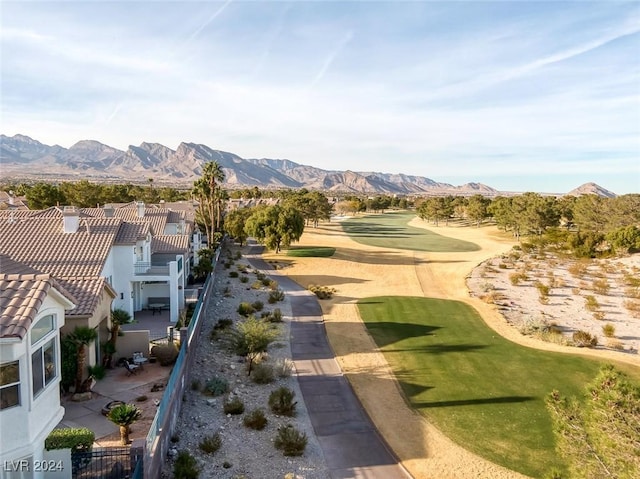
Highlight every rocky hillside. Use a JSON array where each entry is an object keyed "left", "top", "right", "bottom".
[
  {"left": 0, "top": 134, "right": 616, "bottom": 197},
  {"left": 566, "top": 182, "right": 617, "bottom": 198}
]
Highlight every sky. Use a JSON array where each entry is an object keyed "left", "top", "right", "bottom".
[{"left": 1, "top": 1, "right": 639, "bottom": 194}]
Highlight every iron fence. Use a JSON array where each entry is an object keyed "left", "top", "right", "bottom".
[{"left": 71, "top": 446, "right": 141, "bottom": 479}]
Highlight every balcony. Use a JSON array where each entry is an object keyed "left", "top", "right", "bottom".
[{"left": 134, "top": 262, "right": 170, "bottom": 275}]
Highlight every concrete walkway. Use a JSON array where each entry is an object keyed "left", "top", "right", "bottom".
[{"left": 247, "top": 246, "right": 410, "bottom": 479}]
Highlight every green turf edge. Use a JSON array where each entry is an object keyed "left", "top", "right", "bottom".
[
  {"left": 358, "top": 295, "right": 639, "bottom": 478},
  {"left": 286, "top": 246, "right": 336, "bottom": 257}
]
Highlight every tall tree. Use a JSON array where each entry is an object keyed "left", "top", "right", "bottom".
[
  {"left": 193, "top": 161, "right": 226, "bottom": 247},
  {"left": 466, "top": 195, "right": 491, "bottom": 227},
  {"left": 103, "top": 309, "right": 132, "bottom": 368},
  {"left": 546, "top": 365, "right": 640, "bottom": 479},
  {"left": 24, "top": 182, "right": 65, "bottom": 209},
  {"left": 224, "top": 207, "right": 254, "bottom": 245},
  {"left": 245, "top": 205, "right": 304, "bottom": 253}
]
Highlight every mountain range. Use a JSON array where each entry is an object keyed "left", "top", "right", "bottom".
[{"left": 0, "top": 134, "right": 616, "bottom": 197}]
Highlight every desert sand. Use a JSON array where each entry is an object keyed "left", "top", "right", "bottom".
[{"left": 262, "top": 214, "right": 640, "bottom": 479}]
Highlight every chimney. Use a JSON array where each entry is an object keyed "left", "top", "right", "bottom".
[
  {"left": 62, "top": 206, "right": 80, "bottom": 233},
  {"left": 136, "top": 201, "right": 145, "bottom": 218},
  {"left": 159, "top": 200, "right": 165, "bottom": 206},
  {"left": 103, "top": 204, "right": 115, "bottom": 218},
  {"left": 8, "top": 191, "right": 14, "bottom": 206}
]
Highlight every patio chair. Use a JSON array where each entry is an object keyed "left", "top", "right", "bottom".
[{"left": 123, "top": 360, "right": 139, "bottom": 376}]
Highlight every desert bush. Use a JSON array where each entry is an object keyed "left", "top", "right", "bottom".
[
  {"left": 199, "top": 433, "right": 221, "bottom": 454},
  {"left": 606, "top": 339, "right": 624, "bottom": 350},
  {"left": 238, "top": 302, "right": 255, "bottom": 316},
  {"left": 215, "top": 318, "right": 233, "bottom": 330},
  {"left": 240, "top": 275, "right": 249, "bottom": 283},
  {"left": 223, "top": 286, "right": 232, "bottom": 297},
  {"left": 268, "top": 289, "right": 285, "bottom": 304},
  {"left": 519, "top": 317, "right": 550, "bottom": 336},
  {"left": 592, "top": 278, "right": 610, "bottom": 295},
  {"left": 236, "top": 263, "right": 247, "bottom": 273},
  {"left": 308, "top": 285, "right": 336, "bottom": 299},
  {"left": 274, "top": 425, "right": 308, "bottom": 456},
  {"left": 227, "top": 316, "right": 279, "bottom": 374},
  {"left": 223, "top": 396, "right": 245, "bottom": 415},
  {"left": 509, "top": 272, "right": 527, "bottom": 285},
  {"left": 235, "top": 251, "right": 242, "bottom": 259},
  {"left": 602, "top": 323, "right": 616, "bottom": 338},
  {"left": 623, "top": 300, "right": 640, "bottom": 318},
  {"left": 251, "top": 362, "right": 275, "bottom": 384},
  {"left": 592, "top": 311, "right": 606, "bottom": 321},
  {"left": 150, "top": 343, "right": 179, "bottom": 366},
  {"left": 267, "top": 308, "right": 283, "bottom": 323},
  {"left": 535, "top": 281, "right": 550, "bottom": 300},
  {"left": 568, "top": 260, "right": 590, "bottom": 278},
  {"left": 274, "top": 358, "right": 294, "bottom": 378},
  {"left": 243, "top": 408, "right": 268, "bottom": 430},
  {"left": 584, "top": 295, "right": 599, "bottom": 312},
  {"left": 261, "top": 277, "right": 273, "bottom": 287},
  {"left": 498, "top": 263, "right": 508, "bottom": 269},
  {"left": 224, "top": 262, "right": 231, "bottom": 269},
  {"left": 251, "top": 281, "right": 263, "bottom": 290},
  {"left": 205, "top": 376, "right": 229, "bottom": 396},
  {"left": 480, "top": 282, "right": 494, "bottom": 292},
  {"left": 229, "top": 271, "right": 239, "bottom": 278},
  {"left": 251, "top": 300, "right": 264, "bottom": 312},
  {"left": 536, "top": 330, "right": 569, "bottom": 346},
  {"left": 256, "top": 272, "right": 266, "bottom": 280},
  {"left": 269, "top": 387, "right": 297, "bottom": 416},
  {"left": 572, "top": 330, "right": 598, "bottom": 348},
  {"left": 174, "top": 451, "right": 200, "bottom": 479},
  {"left": 624, "top": 287, "right": 640, "bottom": 299},
  {"left": 481, "top": 291, "right": 505, "bottom": 304},
  {"left": 623, "top": 273, "right": 640, "bottom": 288},
  {"left": 571, "top": 288, "right": 581, "bottom": 295}
]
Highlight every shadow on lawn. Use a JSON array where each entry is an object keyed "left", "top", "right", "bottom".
[{"left": 413, "top": 396, "right": 535, "bottom": 408}]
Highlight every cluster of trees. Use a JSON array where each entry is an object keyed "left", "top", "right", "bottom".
[
  {"left": 192, "top": 162, "right": 227, "bottom": 248},
  {"left": 415, "top": 193, "right": 640, "bottom": 257},
  {"left": 2, "top": 180, "right": 189, "bottom": 209},
  {"left": 546, "top": 365, "right": 639, "bottom": 479}
]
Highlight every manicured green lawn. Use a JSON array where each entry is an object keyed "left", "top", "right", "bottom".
[
  {"left": 358, "top": 296, "right": 639, "bottom": 478},
  {"left": 286, "top": 246, "right": 336, "bottom": 257},
  {"left": 341, "top": 212, "right": 480, "bottom": 252}
]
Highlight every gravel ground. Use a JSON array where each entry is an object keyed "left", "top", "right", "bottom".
[{"left": 162, "top": 243, "right": 330, "bottom": 479}]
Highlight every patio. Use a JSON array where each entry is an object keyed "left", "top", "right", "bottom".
[{"left": 122, "top": 308, "right": 176, "bottom": 342}]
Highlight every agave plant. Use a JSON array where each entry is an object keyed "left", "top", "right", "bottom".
[{"left": 107, "top": 403, "right": 142, "bottom": 445}]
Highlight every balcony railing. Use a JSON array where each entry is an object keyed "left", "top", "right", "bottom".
[{"left": 134, "top": 262, "right": 170, "bottom": 275}]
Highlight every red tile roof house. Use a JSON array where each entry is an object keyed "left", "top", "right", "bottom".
[{"left": 0, "top": 268, "right": 76, "bottom": 472}]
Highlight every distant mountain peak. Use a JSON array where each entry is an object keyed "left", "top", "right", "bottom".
[{"left": 566, "top": 182, "right": 617, "bottom": 198}]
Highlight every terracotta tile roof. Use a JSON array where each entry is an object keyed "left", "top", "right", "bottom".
[
  {"left": 152, "top": 235, "right": 190, "bottom": 253},
  {"left": 0, "top": 191, "right": 29, "bottom": 210},
  {"left": 59, "top": 277, "right": 115, "bottom": 317},
  {"left": 0, "top": 273, "right": 75, "bottom": 340},
  {"left": 113, "top": 206, "right": 168, "bottom": 236},
  {"left": 0, "top": 210, "right": 35, "bottom": 220},
  {"left": 0, "top": 255, "right": 41, "bottom": 275},
  {"left": 0, "top": 217, "right": 122, "bottom": 278},
  {"left": 115, "top": 222, "right": 150, "bottom": 244}
]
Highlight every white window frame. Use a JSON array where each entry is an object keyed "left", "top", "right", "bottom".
[
  {"left": 0, "top": 360, "right": 21, "bottom": 410},
  {"left": 30, "top": 315, "right": 58, "bottom": 399}
]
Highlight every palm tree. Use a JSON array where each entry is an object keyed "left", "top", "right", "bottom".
[
  {"left": 68, "top": 326, "right": 97, "bottom": 392},
  {"left": 193, "top": 161, "right": 225, "bottom": 247},
  {"left": 107, "top": 403, "right": 142, "bottom": 445},
  {"left": 103, "top": 309, "right": 132, "bottom": 368}
]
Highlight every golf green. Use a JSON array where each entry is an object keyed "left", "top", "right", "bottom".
[
  {"left": 358, "top": 295, "right": 635, "bottom": 478},
  {"left": 341, "top": 212, "right": 480, "bottom": 252}
]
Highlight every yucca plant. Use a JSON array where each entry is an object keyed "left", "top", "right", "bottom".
[{"left": 107, "top": 403, "right": 142, "bottom": 445}]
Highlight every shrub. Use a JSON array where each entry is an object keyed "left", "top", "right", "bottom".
[
  {"left": 519, "top": 317, "right": 550, "bottom": 336},
  {"left": 498, "top": 263, "right": 508, "bottom": 269},
  {"left": 243, "top": 408, "right": 268, "bottom": 430},
  {"left": 269, "top": 387, "right": 297, "bottom": 416},
  {"left": 240, "top": 275, "right": 249, "bottom": 283},
  {"left": 223, "top": 396, "right": 245, "bottom": 415},
  {"left": 480, "top": 282, "right": 494, "bottom": 292},
  {"left": 215, "top": 318, "right": 233, "bottom": 330},
  {"left": 623, "top": 300, "right": 640, "bottom": 318},
  {"left": 263, "top": 308, "right": 283, "bottom": 323},
  {"left": 274, "top": 358, "right": 294, "bottom": 378},
  {"left": 572, "top": 330, "right": 598, "bottom": 348},
  {"left": 509, "top": 272, "right": 527, "bottom": 285},
  {"left": 602, "top": 323, "right": 616, "bottom": 338},
  {"left": 238, "top": 302, "right": 255, "bottom": 316},
  {"left": 584, "top": 295, "right": 599, "bottom": 312},
  {"left": 262, "top": 277, "right": 274, "bottom": 287},
  {"left": 535, "top": 281, "right": 550, "bottom": 297},
  {"left": 268, "top": 289, "right": 285, "bottom": 304},
  {"left": 88, "top": 364, "right": 106, "bottom": 380},
  {"left": 308, "top": 285, "right": 336, "bottom": 300},
  {"left": 606, "top": 339, "right": 624, "bottom": 350},
  {"left": 256, "top": 272, "right": 266, "bottom": 280},
  {"left": 592, "top": 311, "right": 606, "bottom": 321},
  {"left": 205, "top": 376, "right": 229, "bottom": 396},
  {"left": 45, "top": 427, "right": 94, "bottom": 452},
  {"left": 235, "top": 251, "right": 242, "bottom": 259},
  {"left": 274, "top": 425, "right": 308, "bottom": 456},
  {"left": 251, "top": 300, "right": 264, "bottom": 312},
  {"left": 227, "top": 317, "right": 280, "bottom": 374},
  {"left": 150, "top": 343, "right": 179, "bottom": 366},
  {"left": 174, "top": 451, "right": 200, "bottom": 479},
  {"left": 229, "top": 271, "right": 239, "bottom": 278},
  {"left": 592, "top": 279, "right": 610, "bottom": 295},
  {"left": 199, "top": 433, "right": 221, "bottom": 454},
  {"left": 251, "top": 280, "right": 263, "bottom": 290},
  {"left": 251, "top": 362, "right": 275, "bottom": 384},
  {"left": 568, "top": 260, "right": 590, "bottom": 278}
]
